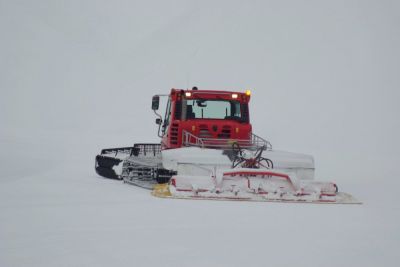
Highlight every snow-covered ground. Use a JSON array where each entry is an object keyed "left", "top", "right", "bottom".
[
  {"left": 1, "top": 1, "right": 400, "bottom": 266},
  {"left": 1, "top": 129, "right": 399, "bottom": 267}
]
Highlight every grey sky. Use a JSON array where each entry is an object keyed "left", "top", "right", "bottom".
[
  {"left": 1, "top": 2, "right": 400, "bottom": 266},
  {"left": 1, "top": 0, "right": 399, "bottom": 180}
]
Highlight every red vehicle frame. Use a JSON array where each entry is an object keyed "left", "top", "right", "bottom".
[{"left": 158, "top": 88, "right": 253, "bottom": 149}]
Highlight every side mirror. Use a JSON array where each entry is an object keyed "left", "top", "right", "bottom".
[
  {"left": 155, "top": 118, "right": 162, "bottom": 125},
  {"left": 152, "top": 95, "right": 160, "bottom": 110}
]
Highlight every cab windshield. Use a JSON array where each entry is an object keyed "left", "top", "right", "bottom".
[{"left": 185, "top": 99, "right": 243, "bottom": 121}]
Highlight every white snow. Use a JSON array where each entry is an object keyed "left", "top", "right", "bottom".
[
  {"left": 1, "top": 1, "right": 400, "bottom": 266},
  {"left": 1, "top": 125, "right": 399, "bottom": 267}
]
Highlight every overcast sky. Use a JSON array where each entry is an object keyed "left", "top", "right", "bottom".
[{"left": 1, "top": 0, "right": 399, "bottom": 181}]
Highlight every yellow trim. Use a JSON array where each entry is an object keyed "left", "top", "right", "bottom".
[{"left": 152, "top": 184, "right": 172, "bottom": 198}]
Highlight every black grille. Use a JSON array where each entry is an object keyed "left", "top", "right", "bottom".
[
  {"left": 170, "top": 123, "right": 179, "bottom": 144},
  {"left": 174, "top": 101, "right": 182, "bottom": 120},
  {"left": 199, "top": 124, "right": 213, "bottom": 138},
  {"left": 218, "top": 125, "right": 232, "bottom": 138}
]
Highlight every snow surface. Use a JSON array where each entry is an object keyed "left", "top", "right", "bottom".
[{"left": 1, "top": 1, "right": 400, "bottom": 266}]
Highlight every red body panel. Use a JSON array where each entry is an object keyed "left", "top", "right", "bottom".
[{"left": 161, "top": 89, "right": 252, "bottom": 149}]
